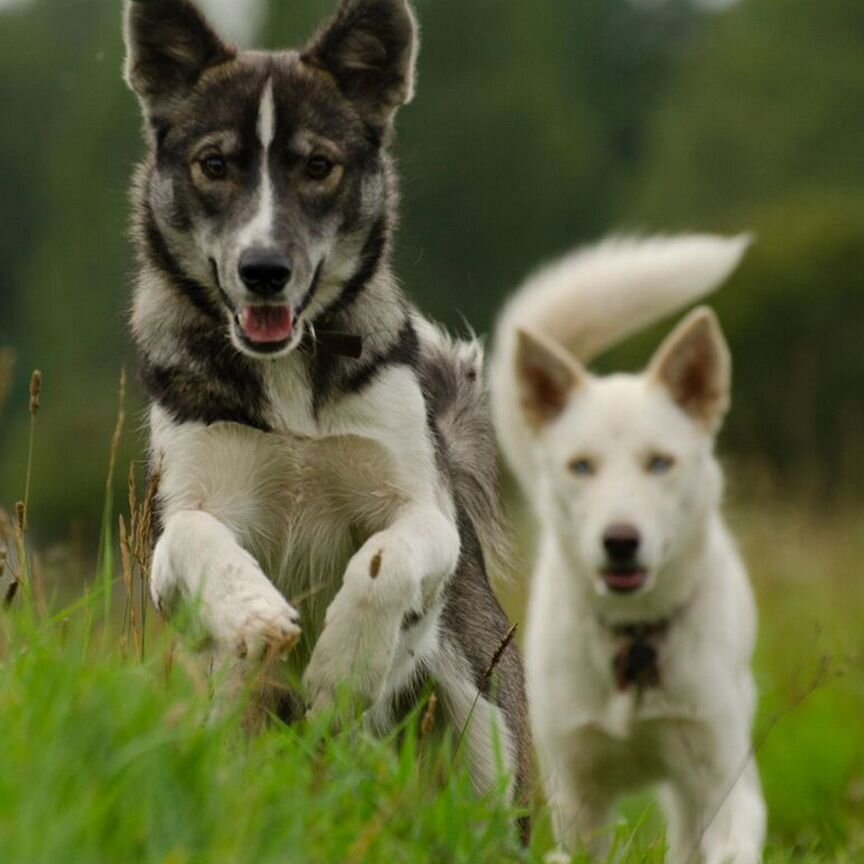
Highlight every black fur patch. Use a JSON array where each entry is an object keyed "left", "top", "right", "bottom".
[
  {"left": 140, "top": 324, "right": 270, "bottom": 431},
  {"left": 342, "top": 316, "right": 419, "bottom": 395},
  {"left": 144, "top": 208, "right": 221, "bottom": 321},
  {"left": 318, "top": 214, "right": 388, "bottom": 322}
]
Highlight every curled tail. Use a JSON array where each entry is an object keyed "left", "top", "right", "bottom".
[{"left": 489, "top": 234, "right": 751, "bottom": 495}]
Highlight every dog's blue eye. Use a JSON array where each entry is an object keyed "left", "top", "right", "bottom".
[
  {"left": 200, "top": 154, "right": 227, "bottom": 181},
  {"left": 646, "top": 454, "right": 676, "bottom": 475},
  {"left": 568, "top": 457, "right": 595, "bottom": 477},
  {"left": 306, "top": 156, "right": 334, "bottom": 181}
]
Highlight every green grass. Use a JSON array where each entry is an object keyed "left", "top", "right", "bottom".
[
  {"left": 1, "top": 376, "right": 862, "bottom": 861},
  {"left": 0, "top": 502, "right": 861, "bottom": 863},
  {"left": 0, "top": 608, "right": 527, "bottom": 864}
]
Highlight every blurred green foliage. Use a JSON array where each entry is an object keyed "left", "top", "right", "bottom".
[{"left": 0, "top": 0, "right": 862, "bottom": 536}]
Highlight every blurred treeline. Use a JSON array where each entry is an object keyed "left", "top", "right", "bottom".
[{"left": 0, "top": 0, "right": 862, "bottom": 541}]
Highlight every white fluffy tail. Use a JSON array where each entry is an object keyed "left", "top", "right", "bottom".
[{"left": 489, "top": 234, "right": 750, "bottom": 494}]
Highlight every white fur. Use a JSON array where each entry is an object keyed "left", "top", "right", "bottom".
[
  {"left": 490, "top": 234, "right": 751, "bottom": 496},
  {"left": 430, "top": 641, "right": 517, "bottom": 796},
  {"left": 490, "top": 235, "right": 765, "bottom": 862},
  {"left": 237, "top": 78, "right": 276, "bottom": 249},
  {"left": 150, "top": 343, "right": 462, "bottom": 722}
]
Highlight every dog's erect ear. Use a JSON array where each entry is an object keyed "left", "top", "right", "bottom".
[
  {"left": 303, "top": 0, "right": 418, "bottom": 129},
  {"left": 124, "top": 0, "right": 235, "bottom": 107},
  {"left": 648, "top": 307, "right": 731, "bottom": 433},
  {"left": 515, "top": 329, "right": 587, "bottom": 432}
]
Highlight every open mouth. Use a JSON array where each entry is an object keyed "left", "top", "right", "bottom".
[
  {"left": 601, "top": 568, "right": 649, "bottom": 594},
  {"left": 236, "top": 304, "right": 296, "bottom": 353}
]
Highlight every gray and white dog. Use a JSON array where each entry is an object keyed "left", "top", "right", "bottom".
[{"left": 123, "top": 0, "right": 530, "bottom": 809}]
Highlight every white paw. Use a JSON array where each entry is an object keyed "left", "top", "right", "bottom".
[
  {"left": 152, "top": 531, "right": 301, "bottom": 660},
  {"left": 208, "top": 564, "right": 302, "bottom": 660},
  {"left": 544, "top": 851, "right": 572, "bottom": 864},
  {"left": 303, "top": 535, "right": 417, "bottom": 714}
]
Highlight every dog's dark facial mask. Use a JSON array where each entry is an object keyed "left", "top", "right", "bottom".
[{"left": 125, "top": 0, "right": 417, "bottom": 358}]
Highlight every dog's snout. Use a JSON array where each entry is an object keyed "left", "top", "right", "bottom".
[
  {"left": 239, "top": 249, "right": 293, "bottom": 297},
  {"left": 603, "top": 523, "right": 641, "bottom": 563}
]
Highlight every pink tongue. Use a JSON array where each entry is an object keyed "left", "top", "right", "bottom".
[{"left": 239, "top": 305, "right": 294, "bottom": 344}]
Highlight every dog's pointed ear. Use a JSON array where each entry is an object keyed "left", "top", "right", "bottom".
[
  {"left": 303, "top": 0, "right": 418, "bottom": 129},
  {"left": 648, "top": 307, "right": 731, "bottom": 433},
  {"left": 124, "top": 0, "right": 235, "bottom": 108},
  {"left": 515, "top": 328, "right": 587, "bottom": 432}
]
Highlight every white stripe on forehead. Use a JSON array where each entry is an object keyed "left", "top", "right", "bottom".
[
  {"left": 238, "top": 77, "right": 276, "bottom": 251},
  {"left": 257, "top": 78, "right": 276, "bottom": 149}
]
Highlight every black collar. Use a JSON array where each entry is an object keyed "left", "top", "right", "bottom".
[
  {"left": 300, "top": 327, "right": 363, "bottom": 359},
  {"left": 599, "top": 610, "right": 683, "bottom": 693}
]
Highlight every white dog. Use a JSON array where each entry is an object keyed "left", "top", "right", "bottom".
[{"left": 490, "top": 236, "right": 766, "bottom": 862}]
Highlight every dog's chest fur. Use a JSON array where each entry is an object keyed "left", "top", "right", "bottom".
[{"left": 151, "top": 368, "right": 405, "bottom": 634}]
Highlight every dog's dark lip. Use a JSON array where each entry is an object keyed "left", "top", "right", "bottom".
[
  {"left": 209, "top": 258, "right": 238, "bottom": 314},
  {"left": 601, "top": 567, "right": 649, "bottom": 594}
]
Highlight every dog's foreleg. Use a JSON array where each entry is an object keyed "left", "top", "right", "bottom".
[
  {"left": 303, "top": 502, "right": 460, "bottom": 713},
  {"left": 698, "top": 760, "right": 765, "bottom": 864},
  {"left": 538, "top": 751, "right": 613, "bottom": 860},
  {"left": 663, "top": 758, "right": 765, "bottom": 864},
  {"left": 152, "top": 509, "right": 301, "bottom": 661}
]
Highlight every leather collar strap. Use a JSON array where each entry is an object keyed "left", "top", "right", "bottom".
[{"left": 301, "top": 328, "right": 363, "bottom": 359}]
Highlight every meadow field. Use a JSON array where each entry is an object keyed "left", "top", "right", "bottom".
[
  {"left": 1, "top": 0, "right": 862, "bottom": 860},
  {"left": 0, "top": 375, "right": 861, "bottom": 864}
]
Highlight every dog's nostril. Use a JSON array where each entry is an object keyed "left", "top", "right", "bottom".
[
  {"left": 239, "top": 249, "right": 293, "bottom": 296},
  {"left": 603, "top": 523, "right": 641, "bottom": 562}
]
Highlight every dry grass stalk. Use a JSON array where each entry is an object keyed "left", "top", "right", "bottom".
[
  {"left": 5, "top": 502, "right": 28, "bottom": 608},
  {"left": 420, "top": 692, "right": 438, "bottom": 738},
  {"left": 106, "top": 370, "right": 126, "bottom": 496},
  {"left": 98, "top": 369, "right": 127, "bottom": 626},
  {"left": 119, "top": 513, "right": 141, "bottom": 657},
  {"left": 453, "top": 623, "right": 519, "bottom": 763},
  {"left": 5, "top": 367, "right": 44, "bottom": 610},
  {"left": 0, "top": 510, "right": 11, "bottom": 606},
  {"left": 0, "top": 349, "right": 14, "bottom": 417},
  {"left": 120, "top": 460, "right": 160, "bottom": 658},
  {"left": 21, "top": 370, "right": 42, "bottom": 531},
  {"left": 480, "top": 623, "right": 518, "bottom": 692},
  {"left": 0, "top": 509, "right": 12, "bottom": 549}
]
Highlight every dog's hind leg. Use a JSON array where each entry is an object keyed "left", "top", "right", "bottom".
[
  {"left": 430, "top": 640, "right": 518, "bottom": 796},
  {"left": 431, "top": 523, "right": 533, "bottom": 839}
]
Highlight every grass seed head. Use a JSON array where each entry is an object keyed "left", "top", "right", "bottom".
[{"left": 29, "top": 369, "right": 42, "bottom": 416}]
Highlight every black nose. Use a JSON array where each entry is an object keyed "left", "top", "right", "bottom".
[
  {"left": 603, "top": 523, "right": 641, "bottom": 563},
  {"left": 239, "top": 249, "right": 292, "bottom": 297}
]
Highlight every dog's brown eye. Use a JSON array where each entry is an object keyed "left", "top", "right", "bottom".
[
  {"left": 646, "top": 454, "right": 676, "bottom": 475},
  {"left": 568, "top": 457, "right": 595, "bottom": 477},
  {"left": 200, "top": 154, "right": 228, "bottom": 181},
  {"left": 305, "top": 155, "right": 334, "bottom": 181}
]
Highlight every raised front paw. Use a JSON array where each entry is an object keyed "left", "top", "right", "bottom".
[
  {"left": 152, "top": 539, "right": 301, "bottom": 660},
  {"left": 212, "top": 570, "right": 302, "bottom": 661},
  {"left": 303, "top": 536, "right": 415, "bottom": 715},
  {"left": 302, "top": 591, "right": 396, "bottom": 716}
]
